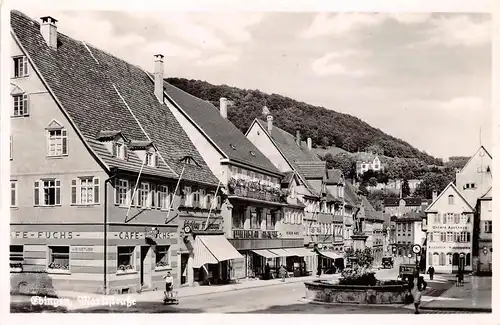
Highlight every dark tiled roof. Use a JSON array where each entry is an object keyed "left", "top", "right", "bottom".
[
  {"left": 326, "top": 168, "right": 342, "bottom": 185},
  {"left": 396, "top": 210, "right": 424, "bottom": 221},
  {"left": 254, "top": 119, "right": 322, "bottom": 197},
  {"left": 295, "top": 161, "right": 326, "bottom": 179},
  {"left": 128, "top": 140, "right": 153, "bottom": 149},
  {"left": 96, "top": 130, "right": 123, "bottom": 140},
  {"left": 383, "top": 197, "right": 422, "bottom": 207},
  {"left": 12, "top": 10, "right": 219, "bottom": 186},
  {"left": 162, "top": 83, "right": 281, "bottom": 176},
  {"left": 344, "top": 181, "right": 360, "bottom": 207}
]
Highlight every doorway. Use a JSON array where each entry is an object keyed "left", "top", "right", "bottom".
[
  {"left": 180, "top": 253, "right": 189, "bottom": 285},
  {"left": 140, "top": 246, "right": 152, "bottom": 289}
]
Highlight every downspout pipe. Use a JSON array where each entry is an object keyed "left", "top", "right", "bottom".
[{"left": 104, "top": 168, "right": 118, "bottom": 295}]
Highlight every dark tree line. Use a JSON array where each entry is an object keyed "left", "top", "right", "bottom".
[{"left": 167, "top": 77, "right": 443, "bottom": 165}]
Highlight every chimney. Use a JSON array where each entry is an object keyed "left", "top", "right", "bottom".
[
  {"left": 296, "top": 130, "right": 301, "bottom": 146},
  {"left": 266, "top": 115, "right": 273, "bottom": 132},
  {"left": 432, "top": 190, "right": 437, "bottom": 202},
  {"left": 307, "top": 137, "right": 312, "bottom": 151},
  {"left": 40, "top": 16, "right": 58, "bottom": 49},
  {"left": 220, "top": 97, "right": 228, "bottom": 119},
  {"left": 154, "top": 54, "right": 164, "bottom": 103}
]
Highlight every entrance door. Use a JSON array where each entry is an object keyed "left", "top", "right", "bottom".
[
  {"left": 140, "top": 246, "right": 152, "bottom": 289},
  {"left": 180, "top": 253, "right": 189, "bottom": 285}
]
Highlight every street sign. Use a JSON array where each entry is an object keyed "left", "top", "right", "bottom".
[{"left": 412, "top": 244, "right": 421, "bottom": 255}]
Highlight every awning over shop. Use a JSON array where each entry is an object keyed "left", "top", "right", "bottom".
[
  {"left": 251, "top": 249, "right": 277, "bottom": 259},
  {"left": 285, "top": 247, "right": 317, "bottom": 257},
  {"left": 317, "top": 251, "right": 343, "bottom": 260},
  {"left": 268, "top": 248, "right": 295, "bottom": 257},
  {"left": 192, "top": 235, "right": 244, "bottom": 268}
]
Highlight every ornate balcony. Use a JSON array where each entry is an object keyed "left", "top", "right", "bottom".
[{"left": 227, "top": 178, "right": 287, "bottom": 204}]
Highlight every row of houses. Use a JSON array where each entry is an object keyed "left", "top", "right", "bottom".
[
  {"left": 8, "top": 11, "right": 389, "bottom": 295},
  {"left": 383, "top": 146, "right": 493, "bottom": 274}
]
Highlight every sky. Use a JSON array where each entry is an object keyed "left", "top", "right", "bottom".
[{"left": 12, "top": 7, "right": 492, "bottom": 159}]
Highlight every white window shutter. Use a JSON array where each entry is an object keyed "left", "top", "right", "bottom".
[
  {"left": 24, "top": 94, "right": 30, "bottom": 116},
  {"left": 55, "top": 180, "right": 61, "bottom": 205},
  {"left": 94, "top": 177, "right": 100, "bottom": 204},
  {"left": 62, "top": 130, "right": 68, "bottom": 155}
]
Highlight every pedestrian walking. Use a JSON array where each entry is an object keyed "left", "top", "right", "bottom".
[
  {"left": 427, "top": 266, "right": 435, "bottom": 280},
  {"left": 279, "top": 265, "right": 287, "bottom": 282},
  {"left": 162, "top": 271, "right": 174, "bottom": 299},
  {"left": 264, "top": 263, "right": 271, "bottom": 280},
  {"left": 410, "top": 273, "right": 427, "bottom": 314}
]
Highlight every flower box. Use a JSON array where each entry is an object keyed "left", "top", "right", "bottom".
[
  {"left": 47, "top": 268, "right": 71, "bottom": 274},
  {"left": 116, "top": 268, "right": 137, "bottom": 275},
  {"left": 154, "top": 265, "right": 172, "bottom": 271}
]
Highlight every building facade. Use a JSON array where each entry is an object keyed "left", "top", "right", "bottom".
[
  {"left": 9, "top": 11, "right": 228, "bottom": 294},
  {"left": 355, "top": 153, "right": 383, "bottom": 175},
  {"left": 384, "top": 197, "right": 430, "bottom": 217},
  {"left": 455, "top": 146, "right": 492, "bottom": 208},
  {"left": 475, "top": 188, "right": 492, "bottom": 274},
  {"left": 425, "top": 183, "right": 475, "bottom": 273}
]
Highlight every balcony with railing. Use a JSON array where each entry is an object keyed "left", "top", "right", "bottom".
[{"left": 227, "top": 178, "right": 287, "bottom": 204}]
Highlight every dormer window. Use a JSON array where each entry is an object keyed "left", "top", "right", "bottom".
[
  {"left": 115, "top": 142, "right": 125, "bottom": 159},
  {"left": 145, "top": 150, "right": 158, "bottom": 167}
]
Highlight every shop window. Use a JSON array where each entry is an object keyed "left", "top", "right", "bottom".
[
  {"left": 155, "top": 245, "right": 170, "bottom": 269},
  {"left": 115, "top": 179, "right": 130, "bottom": 206},
  {"left": 71, "top": 176, "right": 100, "bottom": 205},
  {"left": 117, "top": 246, "right": 136, "bottom": 273},
  {"left": 48, "top": 246, "right": 70, "bottom": 273},
  {"left": 34, "top": 179, "right": 61, "bottom": 206}
]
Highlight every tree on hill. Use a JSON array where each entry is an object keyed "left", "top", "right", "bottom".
[
  {"left": 367, "top": 189, "right": 400, "bottom": 211},
  {"left": 166, "top": 77, "right": 443, "bottom": 165},
  {"left": 320, "top": 152, "right": 357, "bottom": 180},
  {"left": 413, "top": 168, "right": 456, "bottom": 199},
  {"left": 402, "top": 179, "right": 411, "bottom": 197}
]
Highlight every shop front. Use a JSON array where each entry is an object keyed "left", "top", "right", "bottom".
[
  {"left": 178, "top": 214, "right": 243, "bottom": 286},
  {"left": 314, "top": 244, "right": 345, "bottom": 273},
  {"left": 10, "top": 223, "right": 178, "bottom": 294},
  {"left": 427, "top": 242, "right": 473, "bottom": 274}
]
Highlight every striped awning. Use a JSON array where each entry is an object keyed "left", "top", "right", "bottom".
[
  {"left": 318, "top": 251, "right": 343, "bottom": 260},
  {"left": 251, "top": 249, "right": 277, "bottom": 259},
  {"left": 285, "top": 247, "right": 317, "bottom": 257},
  {"left": 192, "top": 235, "right": 243, "bottom": 268},
  {"left": 268, "top": 248, "right": 295, "bottom": 257}
]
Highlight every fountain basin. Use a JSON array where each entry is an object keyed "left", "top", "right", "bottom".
[{"left": 305, "top": 280, "right": 410, "bottom": 304}]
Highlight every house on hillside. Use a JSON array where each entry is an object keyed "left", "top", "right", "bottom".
[
  {"left": 9, "top": 11, "right": 232, "bottom": 294},
  {"left": 355, "top": 152, "right": 384, "bottom": 175},
  {"left": 246, "top": 116, "right": 346, "bottom": 272},
  {"left": 425, "top": 182, "right": 475, "bottom": 274}
]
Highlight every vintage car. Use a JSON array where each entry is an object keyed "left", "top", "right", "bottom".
[
  {"left": 382, "top": 257, "right": 394, "bottom": 269},
  {"left": 397, "top": 263, "right": 418, "bottom": 282}
]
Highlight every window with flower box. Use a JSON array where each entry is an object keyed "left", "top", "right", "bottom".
[
  {"left": 48, "top": 246, "right": 70, "bottom": 273},
  {"left": 10, "top": 245, "right": 24, "bottom": 272},
  {"left": 71, "top": 176, "right": 100, "bottom": 205},
  {"left": 155, "top": 245, "right": 170, "bottom": 270},
  {"left": 117, "top": 246, "right": 136, "bottom": 273}
]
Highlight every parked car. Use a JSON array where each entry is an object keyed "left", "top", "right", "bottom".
[{"left": 397, "top": 263, "right": 418, "bottom": 282}]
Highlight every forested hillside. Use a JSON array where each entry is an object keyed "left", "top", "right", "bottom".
[{"left": 166, "top": 78, "right": 443, "bottom": 165}]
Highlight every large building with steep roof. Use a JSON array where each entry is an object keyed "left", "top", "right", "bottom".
[{"left": 9, "top": 10, "right": 242, "bottom": 293}]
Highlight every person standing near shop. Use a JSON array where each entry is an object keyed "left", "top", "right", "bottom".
[
  {"left": 279, "top": 265, "right": 287, "bottom": 282},
  {"left": 163, "top": 272, "right": 174, "bottom": 299},
  {"left": 427, "top": 266, "right": 435, "bottom": 280},
  {"left": 264, "top": 263, "right": 271, "bottom": 280}
]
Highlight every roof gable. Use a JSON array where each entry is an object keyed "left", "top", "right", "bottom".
[
  {"left": 425, "top": 182, "right": 475, "bottom": 213},
  {"left": 11, "top": 10, "right": 219, "bottom": 186},
  {"left": 480, "top": 187, "right": 492, "bottom": 199},
  {"left": 459, "top": 146, "right": 492, "bottom": 174}
]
